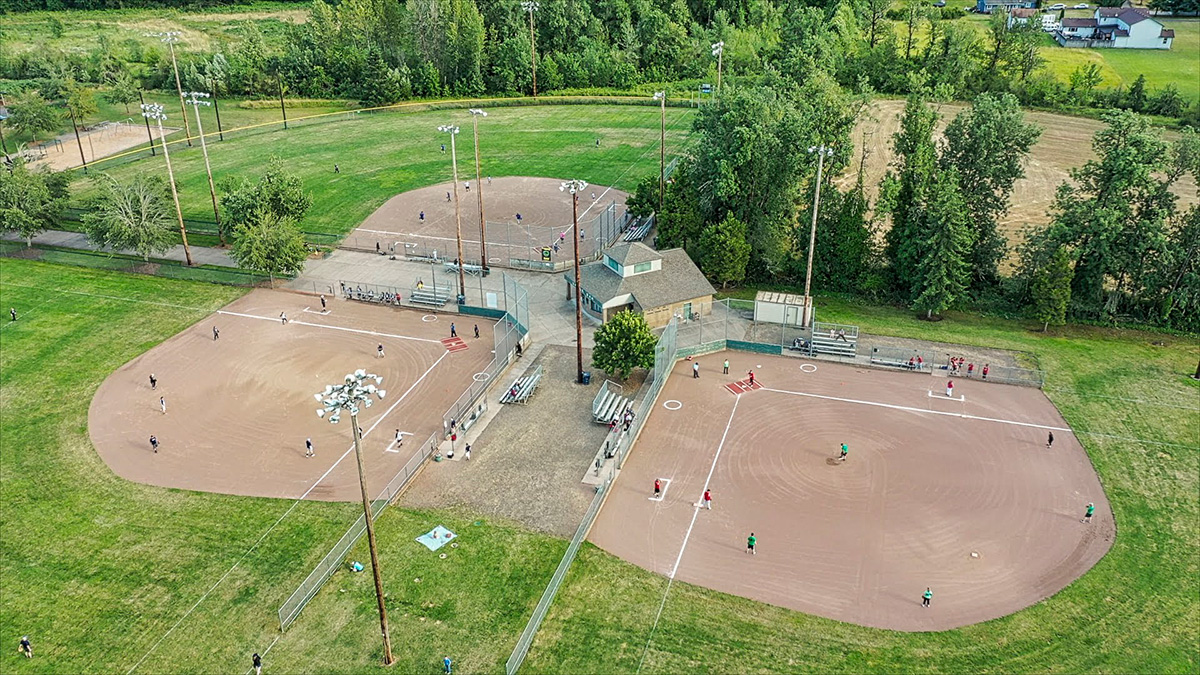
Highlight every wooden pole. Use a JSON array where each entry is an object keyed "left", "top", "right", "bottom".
[
  {"left": 168, "top": 42, "right": 192, "bottom": 147},
  {"left": 190, "top": 101, "right": 223, "bottom": 245},
  {"left": 71, "top": 117, "right": 88, "bottom": 173},
  {"left": 139, "top": 91, "right": 156, "bottom": 156},
  {"left": 449, "top": 132, "right": 466, "bottom": 301},
  {"left": 277, "top": 74, "right": 289, "bottom": 130},
  {"left": 802, "top": 148, "right": 826, "bottom": 328},
  {"left": 473, "top": 115, "right": 487, "bottom": 271},
  {"left": 211, "top": 81, "right": 224, "bottom": 141},
  {"left": 157, "top": 117, "right": 194, "bottom": 266},
  {"left": 529, "top": 8, "right": 538, "bottom": 97},
  {"left": 572, "top": 191, "right": 584, "bottom": 383},
  {"left": 350, "top": 414, "right": 394, "bottom": 666}
]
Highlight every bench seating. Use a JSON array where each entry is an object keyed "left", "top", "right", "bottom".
[
  {"left": 592, "top": 389, "right": 632, "bottom": 424},
  {"left": 409, "top": 287, "right": 452, "bottom": 307},
  {"left": 621, "top": 217, "right": 652, "bottom": 242},
  {"left": 443, "top": 261, "right": 484, "bottom": 276},
  {"left": 501, "top": 368, "right": 542, "bottom": 404},
  {"left": 810, "top": 334, "right": 857, "bottom": 358}
]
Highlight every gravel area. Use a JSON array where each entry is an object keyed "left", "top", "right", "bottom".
[{"left": 398, "top": 345, "right": 613, "bottom": 537}]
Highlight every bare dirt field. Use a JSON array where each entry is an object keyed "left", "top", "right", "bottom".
[
  {"left": 844, "top": 99, "right": 1198, "bottom": 263},
  {"left": 345, "top": 176, "right": 628, "bottom": 267},
  {"left": 88, "top": 289, "right": 494, "bottom": 501},
  {"left": 590, "top": 350, "right": 1114, "bottom": 631},
  {"left": 27, "top": 123, "right": 173, "bottom": 172}
]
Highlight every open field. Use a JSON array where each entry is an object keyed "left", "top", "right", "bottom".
[
  {"left": 592, "top": 352, "right": 1113, "bottom": 631},
  {"left": 67, "top": 103, "right": 695, "bottom": 238},
  {"left": 525, "top": 294, "right": 1199, "bottom": 673},
  {"left": 844, "top": 98, "right": 1199, "bottom": 262}
]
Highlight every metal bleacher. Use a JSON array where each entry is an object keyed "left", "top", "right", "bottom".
[
  {"left": 443, "top": 260, "right": 484, "bottom": 276},
  {"left": 592, "top": 380, "right": 631, "bottom": 424},
  {"left": 409, "top": 283, "right": 453, "bottom": 307},
  {"left": 810, "top": 321, "right": 859, "bottom": 358},
  {"left": 621, "top": 215, "right": 653, "bottom": 242},
  {"left": 500, "top": 365, "right": 543, "bottom": 404}
]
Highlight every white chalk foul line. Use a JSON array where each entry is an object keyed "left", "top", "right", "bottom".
[
  {"left": 636, "top": 395, "right": 741, "bottom": 675},
  {"left": 216, "top": 309, "right": 442, "bottom": 345},
  {"left": 126, "top": 351, "right": 448, "bottom": 674}
]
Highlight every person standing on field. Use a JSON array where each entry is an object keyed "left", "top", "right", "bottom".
[
  {"left": 305, "top": 438, "right": 314, "bottom": 458},
  {"left": 9, "top": 308, "right": 16, "bottom": 322},
  {"left": 746, "top": 532, "right": 756, "bottom": 554},
  {"left": 160, "top": 397, "right": 166, "bottom": 414},
  {"left": 320, "top": 295, "right": 327, "bottom": 311},
  {"left": 946, "top": 379, "right": 955, "bottom": 397},
  {"left": 395, "top": 429, "right": 404, "bottom": 447},
  {"left": 839, "top": 443, "right": 848, "bottom": 462},
  {"left": 982, "top": 363, "right": 989, "bottom": 380},
  {"left": 748, "top": 370, "right": 755, "bottom": 386},
  {"left": 377, "top": 344, "right": 385, "bottom": 358},
  {"left": 443, "top": 656, "right": 453, "bottom": 674},
  {"left": 693, "top": 361, "right": 700, "bottom": 378},
  {"left": 280, "top": 312, "right": 288, "bottom": 325},
  {"left": 450, "top": 323, "right": 457, "bottom": 338},
  {"left": 474, "top": 324, "right": 479, "bottom": 339},
  {"left": 922, "top": 588, "right": 933, "bottom": 607},
  {"left": 213, "top": 326, "right": 220, "bottom": 341},
  {"left": 1083, "top": 502, "right": 1095, "bottom": 523},
  {"left": 654, "top": 478, "right": 661, "bottom": 497},
  {"left": 723, "top": 359, "right": 729, "bottom": 375},
  {"left": 702, "top": 489, "right": 712, "bottom": 509},
  {"left": 149, "top": 374, "right": 157, "bottom": 390},
  {"left": 464, "top": 443, "right": 471, "bottom": 460},
  {"left": 253, "top": 652, "right": 262, "bottom": 675},
  {"left": 19, "top": 636, "right": 32, "bottom": 658},
  {"left": 1046, "top": 431, "right": 1054, "bottom": 449},
  {"left": 149, "top": 435, "right": 158, "bottom": 453}
]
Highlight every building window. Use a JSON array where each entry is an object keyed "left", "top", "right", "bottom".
[
  {"left": 633, "top": 261, "right": 652, "bottom": 274},
  {"left": 605, "top": 257, "right": 620, "bottom": 274}
]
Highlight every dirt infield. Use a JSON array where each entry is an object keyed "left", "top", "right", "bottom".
[
  {"left": 590, "top": 351, "right": 1114, "bottom": 631},
  {"left": 346, "top": 176, "right": 628, "bottom": 266},
  {"left": 88, "top": 289, "right": 494, "bottom": 501}
]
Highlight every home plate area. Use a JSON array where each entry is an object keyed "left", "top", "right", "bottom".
[
  {"left": 442, "top": 337, "right": 470, "bottom": 353},
  {"left": 725, "top": 379, "right": 762, "bottom": 395}
]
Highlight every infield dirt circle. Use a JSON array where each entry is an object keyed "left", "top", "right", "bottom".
[
  {"left": 590, "top": 352, "right": 1115, "bottom": 632},
  {"left": 346, "top": 176, "right": 628, "bottom": 265},
  {"left": 88, "top": 289, "right": 494, "bottom": 501}
]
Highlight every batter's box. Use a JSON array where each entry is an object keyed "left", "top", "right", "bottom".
[
  {"left": 442, "top": 337, "right": 469, "bottom": 353},
  {"left": 724, "top": 379, "right": 762, "bottom": 395}
]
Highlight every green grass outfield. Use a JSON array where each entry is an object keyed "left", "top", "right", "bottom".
[
  {"left": 523, "top": 294, "right": 1199, "bottom": 673},
  {"left": 69, "top": 103, "right": 696, "bottom": 237}
]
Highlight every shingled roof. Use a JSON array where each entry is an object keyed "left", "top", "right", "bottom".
[{"left": 571, "top": 248, "right": 713, "bottom": 310}]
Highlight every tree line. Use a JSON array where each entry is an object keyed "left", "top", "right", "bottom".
[
  {"left": 1, "top": 0, "right": 1195, "bottom": 126},
  {"left": 632, "top": 77, "right": 1198, "bottom": 332}
]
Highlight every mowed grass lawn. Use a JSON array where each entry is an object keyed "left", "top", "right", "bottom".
[
  {"left": 525, "top": 295, "right": 1199, "bottom": 673},
  {"left": 71, "top": 104, "right": 696, "bottom": 237},
  {"left": 0, "top": 260, "right": 564, "bottom": 673}
]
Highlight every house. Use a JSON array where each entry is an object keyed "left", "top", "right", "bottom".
[
  {"left": 1007, "top": 7, "right": 1038, "bottom": 27},
  {"left": 564, "top": 242, "right": 713, "bottom": 328},
  {"left": 1041, "top": 12, "right": 1062, "bottom": 32},
  {"left": 1056, "top": 6, "right": 1174, "bottom": 48},
  {"left": 977, "top": 0, "right": 1035, "bottom": 14}
]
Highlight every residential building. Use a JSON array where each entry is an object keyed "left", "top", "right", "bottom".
[
  {"left": 1056, "top": 6, "right": 1174, "bottom": 48},
  {"left": 978, "top": 0, "right": 1036, "bottom": 13}
]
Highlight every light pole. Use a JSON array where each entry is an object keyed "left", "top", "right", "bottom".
[
  {"left": 438, "top": 124, "right": 467, "bottom": 303},
  {"left": 147, "top": 32, "right": 192, "bottom": 147},
  {"left": 185, "top": 92, "right": 223, "bottom": 245},
  {"left": 521, "top": 1, "right": 540, "bottom": 97},
  {"left": 314, "top": 370, "right": 393, "bottom": 666},
  {"left": 138, "top": 91, "right": 156, "bottom": 156},
  {"left": 141, "top": 103, "right": 194, "bottom": 266},
  {"left": 711, "top": 41, "right": 725, "bottom": 101},
  {"left": 468, "top": 108, "right": 488, "bottom": 272},
  {"left": 653, "top": 92, "right": 666, "bottom": 216},
  {"left": 802, "top": 145, "right": 834, "bottom": 328},
  {"left": 561, "top": 179, "right": 588, "bottom": 384}
]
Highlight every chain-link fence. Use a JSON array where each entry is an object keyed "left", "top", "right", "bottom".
[
  {"left": 0, "top": 240, "right": 273, "bottom": 286},
  {"left": 276, "top": 429, "right": 439, "bottom": 631}
]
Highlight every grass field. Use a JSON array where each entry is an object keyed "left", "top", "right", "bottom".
[
  {"left": 67, "top": 103, "right": 696, "bottom": 237},
  {"left": 524, "top": 293, "right": 1199, "bottom": 673}
]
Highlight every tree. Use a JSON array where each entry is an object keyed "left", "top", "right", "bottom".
[
  {"left": 1031, "top": 247, "right": 1074, "bottom": 331},
  {"left": 8, "top": 93, "right": 60, "bottom": 146},
  {"left": 63, "top": 80, "right": 99, "bottom": 172},
  {"left": 104, "top": 70, "right": 140, "bottom": 114},
  {"left": 219, "top": 160, "right": 312, "bottom": 242},
  {"left": 941, "top": 92, "right": 1041, "bottom": 285},
  {"left": 591, "top": 309, "right": 657, "bottom": 380},
  {"left": 229, "top": 208, "right": 309, "bottom": 281},
  {"left": 698, "top": 213, "right": 751, "bottom": 288},
  {"left": 625, "top": 174, "right": 659, "bottom": 218},
  {"left": 1067, "top": 63, "right": 1104, "bottom": 106},
  {"left": 912, "top": 167, "right": 973, "bottom": 319},
  {"left": 0, "top": 159, "right": 70, "bottom": 246},
  {"left": 81, "top": 174, "right": 176, "bottom": 261},
  {"left": 358, "top": 48, "right": 402, "bottom": 105},
  {"left": 1125, "top": 73, "right": 1148, "bottom": 112},
  {"left": 883, "top": 94, "right": 939, "bottom": 296}
]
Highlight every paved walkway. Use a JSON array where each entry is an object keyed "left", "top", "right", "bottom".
[{"left": 3, "top": 229, "right": 236, "bottom": 267}]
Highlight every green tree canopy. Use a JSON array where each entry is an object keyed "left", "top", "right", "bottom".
[
  {"left": 219, "top": 160, "right": 312, "bottom": 242},
  {"left": 698, "top": 213, "right": 751, "bottom": 288},
  {"left": 81, "top": 174, "right": 176, "bottom": 261},
  {"left": 8, "top": 93, "right": 60, "bottom": 146},
  {"left": 912, "top": 166, "right": 973, "bottom": 318},
  {"left": 591, "top": 309, "right": 657, "bottom": 380},
  {"left": 1031, "top": 246, "right": 1074, "bottom": 331},
  {"left": 228, "top": 208, "right": 309, "bottom": 280},
  {"left": 0, "top": 159, "right": 70, "bottom": 246}
]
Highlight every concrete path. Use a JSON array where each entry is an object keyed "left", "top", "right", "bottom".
[{"left": 3, "top": 229, "right": 236, "bottom": 267}]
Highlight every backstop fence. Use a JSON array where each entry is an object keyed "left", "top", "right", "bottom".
[{"left": 276, "top": 274, "right": 529, "bottom": 632}]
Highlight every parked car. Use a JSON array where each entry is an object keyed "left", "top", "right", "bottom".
[
  {"left": 1073, "top": 2, "right": 1089, "bottom": 7},
  {"left": 1048, "top": 3, "right": 1066, "bottom": 8},
  {"left": 933, "top": 0, "right": 946, "bottom": 6}
]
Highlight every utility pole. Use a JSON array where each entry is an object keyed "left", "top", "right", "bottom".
[
  {"left": 211, "top": 79, "right": 224, "bottom": 141},
  {"left": 802, "top": 145, "right": 833, "bottom": 328},
  {"left": 186, "top": 92, "right": 223, "bottom": 245},
  {"left": 315, "top": 373, "right": 393, "bottom": 667},
  {"left": 561, "top": 179, "right": 588, "bottom": 384},
  {"left": 711, "top": 41, "right": 725, "bottom": 101},
  {"left": 439, "top": 125, "right": 466, "bottom": 303},
  {"left": 653, "top": 92, "right": 666, "bottom": 215},
  {"left": 277, "top": 74, "right": 289, "bottom": 130},
  {"left": 521, "top": 1, "right": 540, "bottom": 97},
  {"left": 142, "top": 103, "right": 194, "bottom": 266},
  {"left": 147, "top": 32, "right": 192, "bottom": 147},
  {"left": 138, "top": 91, "right": 156, "bottom": 156},
  {"left": 469, "top": 109, "right": 488, "bottom": 272}
]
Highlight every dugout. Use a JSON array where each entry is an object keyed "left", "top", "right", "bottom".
[{"left": 565, "top": 242, "right": 713, "bottom": 328}]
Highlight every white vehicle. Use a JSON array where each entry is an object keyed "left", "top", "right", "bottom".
[
  {"left": 1073, "top": 2, "right": 1089, "bottom": 7},
  {"left": 1048, "top": 3, "right": 1066, "bottom": 8}
]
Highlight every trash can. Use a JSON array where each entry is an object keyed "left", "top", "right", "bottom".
[{"left": 582, "top": 371, "right": 592, "bottom": 385}]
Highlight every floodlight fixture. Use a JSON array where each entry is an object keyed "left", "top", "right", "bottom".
[
  {"left": 711, "top": 41, "right": 724, "bottom": 56},
  {"left": 560, "top": 179, "right": 588, "bottom": 194}
]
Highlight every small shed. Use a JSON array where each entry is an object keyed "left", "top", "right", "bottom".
[{"left": 753, "top": 291, "right": 810, "bottom": 327}]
